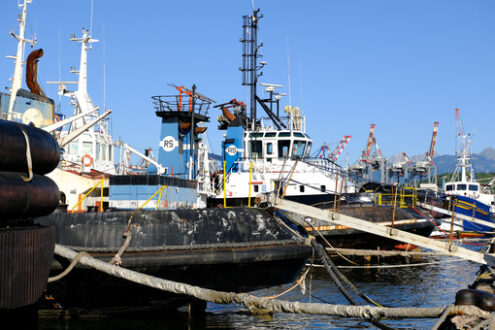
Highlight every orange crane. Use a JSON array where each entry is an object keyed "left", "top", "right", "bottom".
[
  {"left": 329, "top": 135, "right": 352, "bottom": 162},
  {"left": 360, "top": 124, "right": 376, "bottom": 163},
  {"left": 426, "top": 121, "right": 439, "bottom": 165}
]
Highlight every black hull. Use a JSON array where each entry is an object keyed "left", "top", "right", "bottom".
[
  {"left": 35, "top": 208, "right": 311, "bottom": 309},
  {"left": 313, "top": 220, "right": 436, "bottom": 250},
  {"left": 208, "top": 193, "right": 336, "bottom": 208},
  {"left": 300, "top": 204, "right": 438, "bottom": 250}
]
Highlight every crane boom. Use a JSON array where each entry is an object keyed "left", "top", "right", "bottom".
[
  {"left": 362, "top": 124, "right": 376, "bottom": 161},
  {"left": 329, "top": 135, "right": 351, "bottom": 162},
  {"left": 428, "top": 121, "right": 439, "bottom": 164}
]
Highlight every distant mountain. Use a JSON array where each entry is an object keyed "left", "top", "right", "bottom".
[
  {"left": 479, "top": 147, "right": 495, "bottom": 161},
  {"left": 433, "top": 149, "right": 495, "bottom": 174},
  {"left": 387, "top": 148, "right": 495, "bottom": 175}
]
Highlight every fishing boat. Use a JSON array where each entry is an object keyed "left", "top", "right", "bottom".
[{"left": 433, "top": 108, "right": 495, "bottom": 238}]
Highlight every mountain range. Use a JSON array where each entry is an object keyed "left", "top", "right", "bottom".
[{"left": 388, "top": 147, "right": 495, "bottom": 175}]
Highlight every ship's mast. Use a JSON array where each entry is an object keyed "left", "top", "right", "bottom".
[
  {"left": 7, "top": 0, "right": 36, "bottom": 120},
  {"left": 48, "top": 29, "right": 104, "bottom": 132},
  {"left": 452, "top": 108, "right": 473, "bottom": 183},
  {"left": 240, "top": 9, "right": 262, "bottom": 130},
  {"left": 240, "top": 9, "right": 286, "bottom": 131}
]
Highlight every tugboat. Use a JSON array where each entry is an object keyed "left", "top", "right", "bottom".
[
  {"left": 34, "top": 84, "right": 312, "bottom": 311},
  {"left": 208, "top": 9, "right": 356, "bottom": 208},
  {"left": 207, "top": 8, "right": 438, "bottom": 251},
  {"left": 46, "top": 28, "right": 115, "bottom": 212},
  {"left": 0, "top": 0, "right": 58, "bottom": 323}
]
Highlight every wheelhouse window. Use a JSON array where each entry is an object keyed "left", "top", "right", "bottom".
[
  {"left": 109, "top": 145, "right": 113, "bottom": 161},
  {"left": 83, "top": 141, "right": 92, "bottom": 155},
  {"left": 278, "top": 140, "right": 291, "bottom": 158},
  {"left": 249, "top": 141, "right": 263, "bottom": 158},
  {"left": 279, "top": 132, "right": 291, "bottom": 137},
  {"left": 265, "top": 132, "right": 276, "bottom": 137},
  {"left": 266, "top": 143, "right": 273, "bottom": 155},
  {"left": 469, "top": 184, "right": 478, "bottom": 191},
  {"left": 446, "top": 184, "right": 453, "bottom": 191},
  {"left": 293, "top": 140, "right": 306, "bottom": 158},
  {"left": 456, "top": 184, "right": 467, "bottom": 191},
  {"left": 305, "top": 142, "right": 312, "bottom": 157},
  {"left": 68, "top": 141, "right": 78, "bottom": 155}
]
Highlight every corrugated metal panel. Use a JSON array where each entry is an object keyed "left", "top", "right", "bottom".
[{"left": 0, "top": 225, "right": 55, "bottom": 309}]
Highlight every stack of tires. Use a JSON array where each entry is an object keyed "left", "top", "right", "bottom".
[{"left": 0, "top": 120, "right": 60, "bottom": 311}]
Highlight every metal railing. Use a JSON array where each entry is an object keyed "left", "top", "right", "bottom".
[{"left": 375, "top": 187, "right": 417, "bottom": 208}]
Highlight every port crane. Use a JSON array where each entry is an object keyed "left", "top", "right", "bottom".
[
  {"left": 414, "top": 121, "right": 439, "bottom": 189},
  {"left": 348, "top": 124, "right": 387, "bottom": 183},
  {"left": 329, "top": 135, "right": 352, "bottom": 163}
]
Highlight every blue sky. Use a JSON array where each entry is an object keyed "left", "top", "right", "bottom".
[{"left": 2, "top": 1, "right": 495, "bottom": 164}]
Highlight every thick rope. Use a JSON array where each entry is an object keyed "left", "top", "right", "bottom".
[
  {"left": 252, "top": 266, "right": 310, "bottom": 300},
  {"left": 18, "top": 125, "right": 33, "bottom": 182},
  {"left": 308, "top": 258, "right": 464, "bottom": 269},
  {"left": 53, "top": 244, "right": 492, "bottom": 320},
  {"left": 47, "top": 251, "right": 88, "bottom": 283}
]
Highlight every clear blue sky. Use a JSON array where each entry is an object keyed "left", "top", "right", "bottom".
[{"left": 2, "top": 1, "right": 495, "bottom": 163}]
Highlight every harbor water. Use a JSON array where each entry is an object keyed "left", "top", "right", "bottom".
[{"left": 37, "top": 254, "right": 477, "bottom": 329}]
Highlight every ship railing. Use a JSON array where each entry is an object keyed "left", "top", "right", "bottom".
[
  {"left": 303, "top": 157, "right": 341, "bottom": 173},
  {"left": 374, "top": 187, "right": 418, "bottom": 208},
  {"left": 152, "top": 95, "right": 212, "bottom": 116},
  {"left": 257, "top": 115, "right": 306, "bottom": 132}
]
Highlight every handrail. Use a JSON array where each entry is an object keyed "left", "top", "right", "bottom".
[
  {"left": 374, "top": 187, "right": 418, "bottom": 208},
  {"left": 71, "top": 177, "right": 105, "bottom": 213}
]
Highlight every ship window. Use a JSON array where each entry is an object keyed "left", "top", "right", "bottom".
[
  {"left": 249, "top": 132, "right": 264, "bottom": 138},
  {"left": 456, "top": 184, "right": 467, "bottom": 191},
  {"left": 294, "top": 132, "right": 305, "bottom": 137},
  {"left": 278, "top": 140, "right": 291, "bottom": 158},
  {"left": 266, "top": 143, "right": 273, "bottom": 155},
  {"left": 469, "top": 184, "right": 478, "bottom": 191},
  {"left": 446, "top": 184, "right": 453, "bottom": 191},
  {"left": 102, "top": 143, "right": 107, "bottom": 160},
  {"left": 300, "top": 185, "right": 305, "bottom": 192},
  {"left": 305, "top": 142, "right": 312, "bottom": 156},
  {"left": 293, "top": 140, "right": 306, "bottom": 158},
  {"left": 265, "top": 132, "right": 276, "bottom": 137},
  {"left": 83, "top": 141, "right": 92, "bottom": 155},
  {"left": 254, "top": 185, "right": 259, "bottom": 193},
  {"left": 109, "top": 145, "right": 113, "bottom": 161},
  {"left": 96, "top": 142, "right": 100, "bottom": 160},
  {"left": 279, "top": 132, "right": 291, "bottom": 137},
  {"left": 321, "top": 185, "right": 326, "bottom": 192},
  {"left": 68, "top": 141, "right": 78, "bottom": 155},
  {"left": 249, "top": 141, "right": 263, "bottom": 158}
]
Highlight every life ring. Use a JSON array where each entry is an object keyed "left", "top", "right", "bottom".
[{"left": 81, "top": 154, "right": 93, "bottom": 167}]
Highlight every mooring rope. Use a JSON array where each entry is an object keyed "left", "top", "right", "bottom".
[
  {"left": 307, "top": 258, "right": 464, "bottom": 269},
  {"left": 311, "top": 240, "right": 387, "bottom": 309},
  {"left": 52, "top": 244, "right": 492, "bottom": 321},
  {"left": 252, "top": 267, "right": 310, "bottom": 300},
  {"left": 47, "top": 251, "right": 88, "bottom": 283}
]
